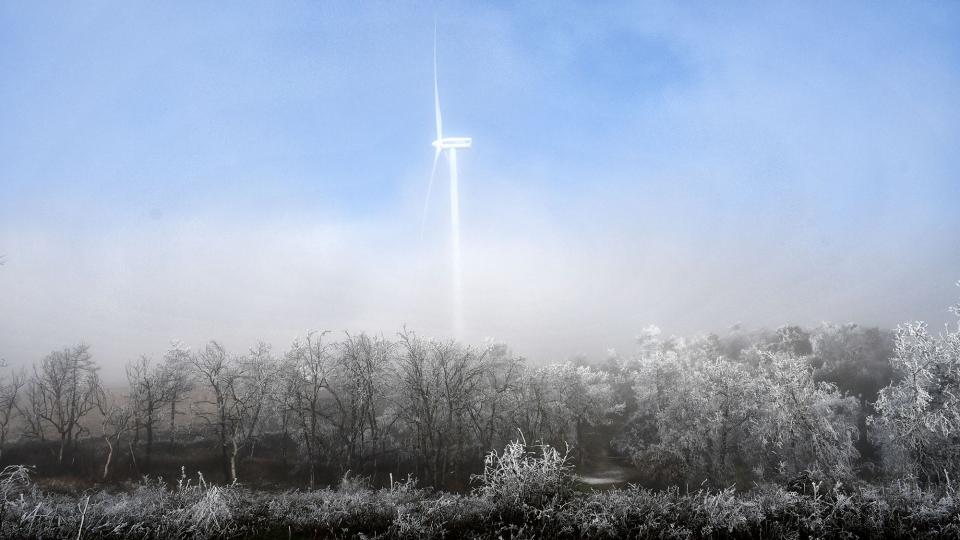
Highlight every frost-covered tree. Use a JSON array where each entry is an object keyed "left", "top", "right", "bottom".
[
  {"left": 656, "top": 356, "right": 762, "bottom": 485},
  {"left": 810, "top": 323, "right": 894, "bottom": 403},
  {"left": 753, "top": 351, "right": 860, "bottom": 482},
  {"left": 617, "top": 334, "right": 732, "bottom": 485},
  {"left": 631, "top": 329, "right": 687, "bottom": 414},
  {"left": 530, "top": 362, "right": 622, "bottom": 463},
  {"left": 809, "top": 323, "right": 894, "bottom": 463},
  {"left": 774, "top": 325, "right": 813, "bottom": 356},
  {"left": 870, "top": 297, "right": 960, "bottom": 483},
  {"left": 619, "top": 332, "right": 860, "bottom": 487}
]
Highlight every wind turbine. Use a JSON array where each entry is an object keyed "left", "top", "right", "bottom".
[{"left": 422, "top": 25, "right": 471, "bottom": 340}]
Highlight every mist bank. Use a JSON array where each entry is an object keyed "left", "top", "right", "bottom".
[{"left": 1, "top": 210, "right": 955, "bottom": 375}]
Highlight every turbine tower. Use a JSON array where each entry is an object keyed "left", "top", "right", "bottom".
[{"left": 423, "top": 25, "right": 471, "bottom": 339}]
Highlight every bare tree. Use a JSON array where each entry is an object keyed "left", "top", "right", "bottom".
[
  {"left": 285, "top": 331, "right": 334, "bottom": 488},
  {"left": 162, "top": 341, "right": 194, "bottom": 444},
  {"left": 0, "top": 365, "right": 25, "bottom": 460},
  {"left": 94, "top": 384, "right": 133, "bottom": 480},
  {"left": 17, "top": 379, "right": 47, "bottom": 442},
  {"left": 268, "top": 355, "right": 301, "bottom": 466},
  {"left": 191, "top": 341, "right": 277, "bottom": 483},
  {"left": 224, "top": 342, "right": 277, "bottom": 481},
  {"left": 30, "top": 345, "right": 100, "bottom": 464},
  {"left": 466, "top": 343, "right": 525, "bottom": 461},
  {"left": 191, "top": 341, "right": 234, "bottom": 482},
  {"left": 126, "top": 355, "right": 175, "bottom": 468},
  {"left": 394, "top": 331, "right": 488, "bottom": 487},
  {"left": 332, "top": 333, "right": 394, "bottom": 469}
]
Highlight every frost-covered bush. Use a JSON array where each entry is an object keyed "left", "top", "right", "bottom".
[
  {"left": 0, "top": 465, "right": 33, "bottom": 531},
  {"left": 337, "top": 470, "right": 372, "bottom": 493},
  {"left": 473, "top": 436, "right": 575, "bottom": 507}
]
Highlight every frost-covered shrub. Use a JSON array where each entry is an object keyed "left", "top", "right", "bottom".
[
  {"left": 0, "top": 465, "right": 33, "bottom": 532},
  {"left": 337, "top": 470, "right": 372, "bottom": 493},
  {"left": 0, "top": 465, "right": 32, "bottom": 499},
  {"left": 473, "top": 436, "right": 575, "bottom": 507}
]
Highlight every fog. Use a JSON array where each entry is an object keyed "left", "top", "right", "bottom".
[
  {"left": 1, "top": 2, "right": 958, "bottom": 376},
  {"left": 2, "top": 190, "right": 955, "bottom": 377}
]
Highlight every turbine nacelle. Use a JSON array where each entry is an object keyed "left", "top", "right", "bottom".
[{"left": 433, "top": 136, "right": 472, "bottom": 150}]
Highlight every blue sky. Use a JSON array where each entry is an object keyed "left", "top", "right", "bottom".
[{"left": 1, "top": 2, "right": 959, "bottom": 371}]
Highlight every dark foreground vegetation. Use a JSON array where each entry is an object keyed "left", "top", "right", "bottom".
[
  {"left": 0, "top": 289, "right": 959, "bottom": 537},
  {"left": 2, "top": 442, "right": 960, "bottom": 539}
]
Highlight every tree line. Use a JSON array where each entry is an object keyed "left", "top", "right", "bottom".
[
  {"left": 0, "top": 294, "right": 957, "bottom": 491},
  {"left": 0, "top": 330, "right": 622, "bottom": 488}
]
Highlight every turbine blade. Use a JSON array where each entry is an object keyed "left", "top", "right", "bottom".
[
  {"left": 420, "top": 147, "right": 442, "bottom": 241},
  {"left": 433, "top": 22, "right": 443, "bottom": 140}
]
